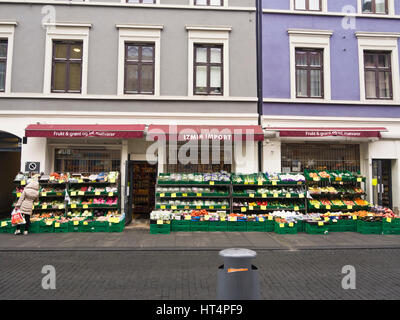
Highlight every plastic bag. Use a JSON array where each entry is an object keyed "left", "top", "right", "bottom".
[{"left": 11, "top": 209, "right": 26, "bottom": 226}]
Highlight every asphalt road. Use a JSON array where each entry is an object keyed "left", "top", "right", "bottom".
[{"left": 1, "top": 249, "right": 399, "bottom": 300}]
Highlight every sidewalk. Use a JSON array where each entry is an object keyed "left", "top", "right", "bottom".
[{"left": 1, "top": 227, "right": 400, "bottom": 251}]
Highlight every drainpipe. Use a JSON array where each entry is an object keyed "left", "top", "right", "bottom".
[{"left": 256, "top": 0, "right": 263, "bottom": 173}]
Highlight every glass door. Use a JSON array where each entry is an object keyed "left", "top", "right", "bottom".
[{"left": 372, "top": 159, "right": 392, "bottom": 209}]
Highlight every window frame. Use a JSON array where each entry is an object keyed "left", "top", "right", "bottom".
[
  {"left": 294, "top": 0, "right": 322, "bottom": 12},
  {"left": 363, "top": 50, "right": 393, "bottom": 100},
  {"left": 126, "top": 0, "right": 156, "bottom": 3},
  {"left": 124, "top": 42, "right": 155, "bottom": 95},
  {"left": 361, "top": 0, "right": 389, "bottom": 15},
  {"left": 194, "top": 0, "right": 224, "bottom": 6},
  {"left": 51, "top": 40, "right": 83, "bottom": 94},
  {"left": 0, "top": 39, "right": 7, "bottom": 93},
  {"left": 295, "top": 48, "right": 324, "bottom": 99},
  {"left": 193, "top": 44, "right": 224, "bottom": 96},
  {"left": 0, "top": 23, "right": 15, "bottom": 94}
]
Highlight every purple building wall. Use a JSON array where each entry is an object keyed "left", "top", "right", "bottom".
[{"left": 262, "top": 1, "right": 400, "bottom": 118}]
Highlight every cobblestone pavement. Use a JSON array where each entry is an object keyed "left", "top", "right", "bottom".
[{"left": 0, "top": 249, "right": 399, "bottom": 300}]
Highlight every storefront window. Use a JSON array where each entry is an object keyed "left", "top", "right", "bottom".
[
  {"left": 54, "top": 149, "right": 121, "bottom": 173},
  {"left": 281, "top": 143, "right": 360, "bottom": 172}
]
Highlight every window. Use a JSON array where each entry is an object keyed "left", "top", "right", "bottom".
[
  {"left": 51, "top": 41, "right": 83, "bottom": 93},
  {"left": 0, "top": 40, "right": 7, "bottom": 92},
  {"left": 194, "top": 0, "right": 223, "bottom": 6},
  {"left": 127, "top": 0, "right": 155, "bottom": 3},
  {"left": 295, "top": 49, "right": 323, "bottom": 98},
  {"left": 124, "top": 43, "right": 155, "bottom": 94},
  {"left": 294, "top": 0, "right": 321, "bottom": 11},
  {"left": 362, "top": 0, "right": 388, "bottom": 14},
  {"left": 194, "top": 44, "right": 223, "bottom": 95},
  {"left": 364, "top": 51, "right": 392, "bottom": 99}
]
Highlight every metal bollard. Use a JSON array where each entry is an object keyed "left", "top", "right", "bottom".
[{"left": 217, "top": 248, "right": 260, "bottom": 300}]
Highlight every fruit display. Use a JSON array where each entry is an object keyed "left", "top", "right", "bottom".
[
  {"left": 158, "top": 172, "right": 231, "bottom": 184},
  {"left": 232, "top": 173, "right": 266, "bottom": 184}
]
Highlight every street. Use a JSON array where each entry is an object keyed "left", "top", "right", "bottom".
[{"left": 1, "top": 249, "right": 399, "bottom": 300}]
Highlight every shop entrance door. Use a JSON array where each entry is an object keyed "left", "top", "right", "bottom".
[
  {"left": 126, "top": 160, "right": 157, "bottom": 222},
  {"left": 372, "top": 159, "right": 392, "bottom": 209}
]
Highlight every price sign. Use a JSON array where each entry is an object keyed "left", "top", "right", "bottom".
[
  {"left": 78, "top": 179, "right": 83, "bottom": 183},
  {"left": 268, "top": 216, "right": 273, "bottom": 221},
  {"left": 71, "top": 204, "right": 77, "bottom": 209},
  {"left": 222, "top": 206, "right": 227, "bottom": 209},
  {"left": 17, "top": 193, "right": 21, "bottom": 197},
  {"left": 286, "top": 193, "right": 291, "bottom": 198},
  {"left": 250, "top": 194, "right": 255, "bottom": 198},
  {"left": 185, "top": 215, "right": 191, "bottom": 220},
  {"left": 326, "top": 205, "right": 331, "bottom": 210},
  {"left": 387, "top": 218, "right": 392, "bottom": 223},
  {"left": 59, "top": 180, "right": 64, "bottom": 184},
  {"left": 294, "top": 206, "right": 299, "bottom": 211},
  {"left": 196, "top": 206, "right": 202, "bottom": 209},
  {"left": 41, "top": 192, "right": 47, "bottom": 197},
  {"left": 171, "top": 193, "right": 177, "bottom": 198},
  {"left": 21, "top": 180, "right": 26, "bottom": 186},
  {"left": 209, "top": 206, "right": 214, "bottom": 210},
  {"left": 42, "top": 205, "right": 47, "bottom": 210},
  {"left": 197, "top": 193, "right": 202, "bottom": 197},
  {"left": 249, "top": 206, "right": 254, "bottom": 211},
  {"left": 221, "top": 217, "right": 226, "bottom": 222},
  {"left": 156, "top": 220, "right": 163, "bottom": 225},
  {"left": 272, "top": 181, "right": 277, "bottom": 186},
  {"left": 230, "top": 217, "right": 237, "bottom": 222},
  {"left": 347, "top": 205, "right": 353, "bottom": 210},
  {"left": 299, "top": 193, "right": 304, "bottom": 199},
  {"left": 258, "top": 181, "right": 263, "bottom": 186},
  {"left": 297, "top": 181, "right": 303, "bottom": 185},
  {"left": 109, "top": 179, "right": 116, "bottom": 183},
  {"left": 209, "top": 181, "right": 214, "bottom": 185},
  {"left": 46, "top": 221, "right": 52, "bottom": 226},
  {"left": 67, "top": 212, "right": 72, "bottom": 216},
  {"left": 71, "top": 192, "right": 77, "bottom": 196},
  {"left": 1, "top": 222, "right": 7, "bottom": 227},
  {"left": 74, "top": 221, "right": 79, "bottom": 226},
  {"left": 49, "top": 176, "right": 55, "bottom": 181},
  {"left": 95, "top": 192, "right": 101, "bottom": 196},
  {"left": 261, "top": 206, "right": 267, "bottom": 211},
  {"left": 108, "top": 192, "right": 114, "bottom": 197},
  {"left": 83, "top": 205, "right": 88, "bottom": 209},
  {"left": 315, "top": 204, "right": 320, "bottom": 209},
  {"left": 279, "top": 223, "right": 284, "bottom": 228},
  {"left": 357, "top": 178, "right": 362, "bottom": 182},
  {"left": 318, "top": 222, "right": 324, "bottom": 226},
  {"left": 352, "top": 216, "right": 357, "bottom": 220},
  {"left": 182, "top": 193, "right": 188, "bottom": 197},
  {"left": 58, "top": 205, "right": 64, "bottom": 209},
  {"left": 325, "top": 217, "right": 330, "bottom": 222},
  {"left": 55, "top": 223, "right": 60, "bottom": 228},
  {"left": 313, "top": 177, "right": 320, "bottom": 182},
  {"left": 204, "top": 215, "right": 210, "bottom": 221},
  {"left": 244, "top": 181, "right": 249, "bottom": 185},
  {"left": 274, "top": 193, "right": 279, "bottom": 198},
  {"left": 262, "top": 194, "right": 267, "bottom": 198},
  {"left": 171, "top": 206, "right": 177, "bottom": 210},
  {"left": 259, "top": 218, "right": 265, "bottom": 222},
  {"left": 78, "top": 191, "right": 85, "bottom": 196},
  {"left": 241, "top": 207, "right": 247, "bottom": 212},
  {"left": 289, "top": 222, "right": 294, "bottom": 227}
]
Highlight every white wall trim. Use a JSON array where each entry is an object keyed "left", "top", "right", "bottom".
[
  {"left": 42, "top": 22, "right": 92, "bottom": 28},
  {"left": 262, "top": 97, "right": 400, "bottom": 105},
  {"left": 186, "top": 25, "right": 232, "bottom": 32},
  {"left": 187, "top": 27, "right": 230, "bottom": 97},
  {"left": 43, "top": 25, "right": 90, "bottom": 95},
  {"left": 357, "top": 33, "right": 400, "bottom": 102},
  {"left": 262, "top": 9, "right": 400, "bottom": 19},
  {"left": 0, "top": 23, "right": 16, "bottom": 94},
  {"left": 261, "top": 114, "right": 400, "bottom": 123},
  {"left": 288, "top": 29, "right": 332, "bottom": 101},
  {"left": 116, "top": 24, "right": 164, "bottom": 30},
  {"left": 290, "top": 0, "right": 327, "bottom": 12},
  {"left": 117, "top": 26, "right": 162, "bottom": 96}
]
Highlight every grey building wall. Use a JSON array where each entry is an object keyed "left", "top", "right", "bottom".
[{"left": 0, "top": 3, "right": 257, "bottom": 98}]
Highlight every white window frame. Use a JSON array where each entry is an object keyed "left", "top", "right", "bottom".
[
  {"left": 122, "top": 0, "right": 160, "bottom": 4},
  {"left": 291, "top": 0, "right": 327, "bottom": 12},
  {"left": 0, "top": 23, "right": 17, "bottom": 94},
  {"left": 186, "top": 25, "right": 231, "bottom": 97},
  {"left": 358, "top": 0, "right": 395, "bottom": 16},
  {"left": 43, "top": 23, "right": 91, "bottom": 95},
  {"left": 116, "top": 24, "right": 163, "bottom": 96},
  {"left": 190, "top": 0, "right": 228, "bottom": 8},
  {"left": 356, "top": 32, "right": 400, "bottom": 102},
  {"left": 288, "top": 29, "right": 333, "bottom": 101}
]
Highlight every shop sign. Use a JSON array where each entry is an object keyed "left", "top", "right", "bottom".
[
  {"left": 25, "top": 162, "right": 40, "bottom": 173},
  {"left": 279, "top": 130, "right": 382, "bottom": 138}
]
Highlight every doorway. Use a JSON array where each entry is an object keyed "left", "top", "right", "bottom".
[
  {"left": 372, "top": 159, "right": 393, "bottom": 209},
  {"left": 126, "top": 160, "right": 157, "bottom": 222}
]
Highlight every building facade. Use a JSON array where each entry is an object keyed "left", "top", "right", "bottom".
[
  {"left": 0, "top": 0, "right": 260, "bottom": 218},
  {"left": 261, "top": 0, "right": 400, "bottom": 212}
]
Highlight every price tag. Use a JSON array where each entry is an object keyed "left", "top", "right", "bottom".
[
  {"left": 318, "top": 222, "right": 324, "bottom": 226},
  {"left": 244, "top": 181, "right": 249, "bottom": 185},
  {"left": 59, "top": 180, "right": 64, "bottom": 184},
  {"left": 71, "top": 204, "right": 77, "bottom": 209},
  {"left": 352, "top": 216, "right": 357, "bottom": 220},
  {"left": 95, "top": 192, "right": 101, "bottom": 196},
  {"left": 357, "top": 178, "right": 362, "bottom": 182},
  {"left": 182, "top": 193, "right": 188, "bottom": 197},
  {"left": 250, "top": 194, "right": 255, "bottom": 198},
  {"left": 185, "top": 215, "right": 191, "bottom": 220},
  {"left": 209, "top": 181, "right": 214, "bottom": 185},
  {"left": 74, "top": 221, "right": 79, "bottom": 226},
  {"left": 46, "top": 221, "right": 52, "bottom": 226},
  {"left": 71, "top": 192, "right": 77, "bottom": 196},
  {"left": 1, "top": 222, "right": 7, "bottom": 227},
  {"left": 49, "top": 176, "right": 55, "bottom": 181},
  {"left": 261, "top": 206, "right": 267, "bottom": 210},
  {"left": 58, "top": 205, "right": 64, "bottom": 209},
  {"left": 274, "top": 193, "right": 279, "bottom": 198},
  {"left": 17, "top": 193, "right": 21, "bottom": 197},
  {"left": 387, "top": 218, "right": 392, "bottom": 223},
  {"left": 297, "top": 181, "right": 303, "bottom": 185},
  {"left": 197, "top": 193, "right": 202, "bottom": 197},
  {"left": 172, "top": 193, "right": 177, "bottom": 198},
  {"left": 294, "top": 206, "right": 299, "bottom": 211},
  {"left": 161, "top": 205, "right": 166, "bottom": 210},
  {"left": 315, "top": 204, "right": 320, "bottom": 209},
  {"left": 83, "top": 205, "right": 88, "bottom": 209},
  {"left": 326, "top": 205, "right": 331, "bottom": 210},
  {"left": 286, "top": 193, "right": 291, "bottom": 198},
  {"left": 171, "top": 206, "right": 177, "bottom": 210},
  {"left": 83, "top": 222, "right": 88, "bottom": 226},
  {"left": 335, "top": 177, "right": 342, "bottom": 181},
  {"left": 268, "top": 216, "right": 273, "bottom": 221},
  {"left": 78, "top": 191, "right": 85, "bottom": 196},
  {"left": 78, "top": 179, "right": 84, "bottom": 183},
  {"left": 325, "top": 217, "right": 330, "bottom": 222},
  {"left": 241, "top": 207, "right": 247, "bottom": 212},
  {"left": 221, "top": 217, "right": 226, "bottom": 222},
  {"left": 42, "top": 205, "right": 47, "bottom": 210},
  {"left": 289, "top": 222, "right": 294, "bottom": 227},
  {"left": 222, "top": 206, "right": 227, "bottom": 209},
  {"left": 204, "top": 215, "right": 210, "bottom": 221},
  {"left": 272, "top": 181, "right": 277, "bottom": 186},
  {"left": 333, "top": 219, "right": 338, "bottom": 223},
  {"left": 279, "top": 223, "right": 284, "bottom": 228},
  {"left": 160, "top": 193, "right": 165, "bottom": 198},
  {"left": 21, "top": 180, "right": 26, "bottom": 186},
  {"left": 41, "top": 192, "right": 47, "bottom": 197},
  {"left": 249, "top": 206, "right": 254, "bottom": 211},
  {"left": 184, "top": 206, "right": 189, "bottom": 210},
  {"left": 258, "top": 181, "right": 263, "bottom": 186},
  {"left": 196, "top": 206, "right": 202, "bottom": 210},
  {"left": 262, "top": 194, "right": 267, "bottom": 198},
  {"left": 313, "top": 177, "right": 320, "bottom": 182},
  {"left": 109, "top": 179, "right": 116, "bottom": 183},
  {"left": 209, "top": 206, "right": 214, "bottom": 210},
  {"left": 57, "top": 193, "right": 63, "bottom": 196},
  {"left": 347, "top": 205, "right": 353, "bottom": 210},
  {"left": 108, "top": 192, "right": 114, "bottom": 197},
  {"left": 55, "top": 223, "right": 60, "bottom": 228},
  {"left": 230, "top": 217, "right": 237, "bottom": 222},
  {"left": 67, "top": 212, "right": 72, "bottom": 216},
  {"left": 299, "top": 193, "right": 304, "bottom": 199},
  {"left": 259, "top": 218, "right": 265, "bottom": 222},
  {"left": 156, "top": 220, "right": 163, "bottom": 225}
]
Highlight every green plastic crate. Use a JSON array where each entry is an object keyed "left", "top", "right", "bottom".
[
  {"left": 265, "top": 220, "right": 275, "bottom": 232},
  {"left": 274, "top": 221, "right": 297, "bottom": 234},
  {"left": 109, "top": 219, "right": 125, "bottom": 233},
  {"left": 29, "top": 221, "right": 41, "bottom": 234},
  {"left": 382, "top": 227, "right": 400, "bottom": 235},
  {"left": 305, "top": 222, "right": 329, "bottom": 235},
  {"left": 209, "top": 221, "right": 228, "bottom": 232},
  {"left": 247, "top": 221, "right": 266, "bottom": 232},
  {"left": 383, "top": 218, "right": 400, "bottom": 226},
  {"left": 68, "top": 221, "right": 81, "bottom": 232},
  {"left": 357, "top": 220, "right": 382, "bottom": 234},
  {"left": 296, "top": 220, "right": 304, "bottom": 232},
  {"left": 190, "top": 221, "right": 209, "bottom": 232},
  {"left": 0, "top": 221, "right": 16, "bottom": 234},
  {"left": 150, "top": 223, "right": 170, "bottom": 235},
  {"left": 327, "top": 221, "right": 342, "bottom": 232},
  {"left": 227, "top": 221, "right": 247, "bottom": 232},
  {"left": 94, "top": 221, "right": 110, "bottom": 232},
  {"left": 79, "top": 220, "right": 96, "bottom": 232},
  {"left": 39, "top": 221, "right": 54, "bottom": 233},
  {"left": 53, "top": 222, "right": 69, "bottom": 233}
]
